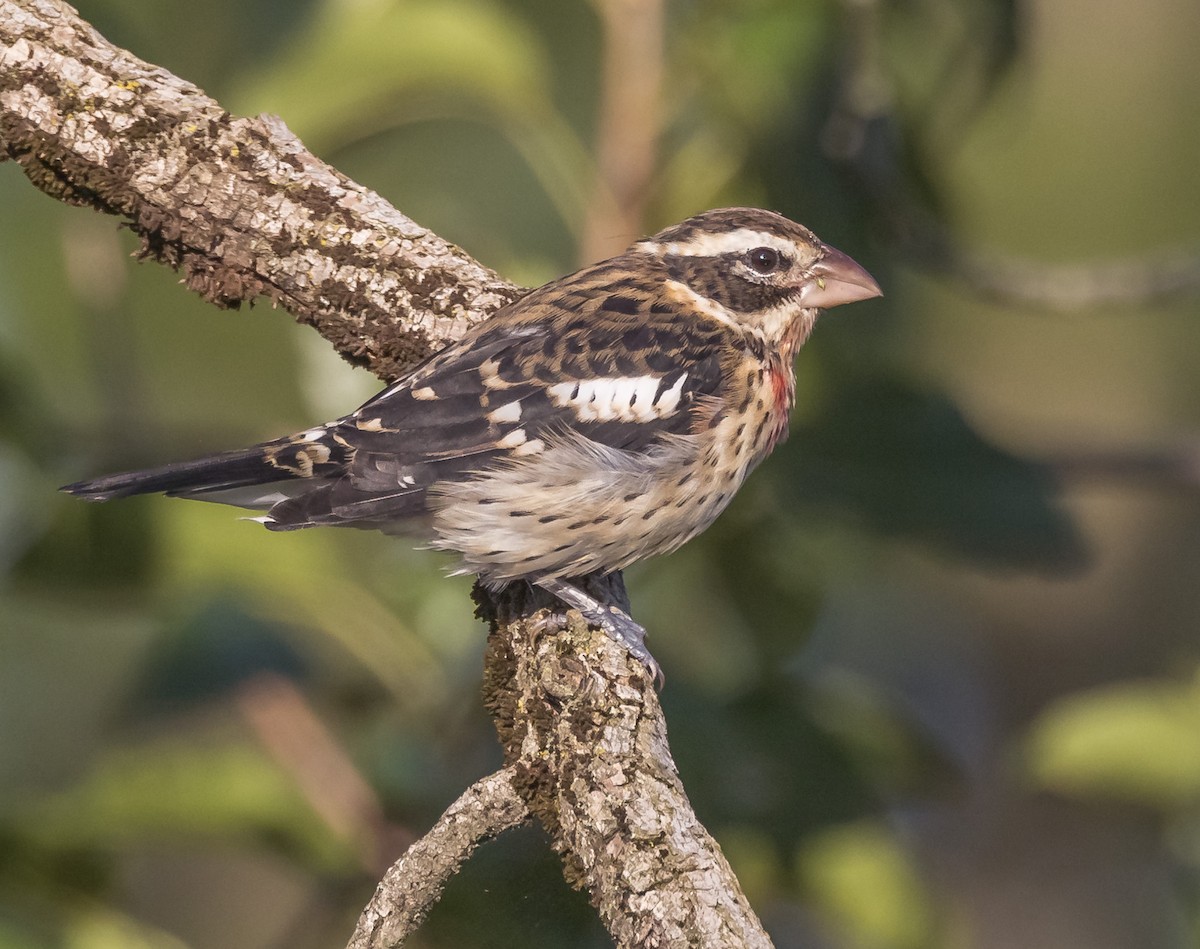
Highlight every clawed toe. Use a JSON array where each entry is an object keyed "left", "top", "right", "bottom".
[
  {"left": 530, "top": 609, "right": 570, "bottom": 635},
  {"left": 533, "top": 577, "right": 664, "bottom": 689}
]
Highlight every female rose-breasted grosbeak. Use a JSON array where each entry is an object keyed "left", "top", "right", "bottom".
[{"left": 65, "top": 208, "right": 880, "bottom": 680}]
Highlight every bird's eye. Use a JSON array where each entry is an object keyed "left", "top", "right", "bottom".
[{"left": 746, "top": 246, "right": 782, "bottom": 275}]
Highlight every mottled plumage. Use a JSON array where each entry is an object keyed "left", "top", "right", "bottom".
[{"left": 64, "top": 208, "right": 881, "bottom": 682}]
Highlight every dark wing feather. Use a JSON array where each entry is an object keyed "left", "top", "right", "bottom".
[
  {"left": 265, "top": 308, "right": 731, "bottom": 530},
  {"left": 341, "top": 320, "right": 726, "bottom": 457}
]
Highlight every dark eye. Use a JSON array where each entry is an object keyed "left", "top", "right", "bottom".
[{"left": 746, "top": 246, "right": 782, "bottom": 275}]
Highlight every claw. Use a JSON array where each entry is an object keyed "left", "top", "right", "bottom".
[
  {"left": 530, "top": 609, "right": 569, "bottom": 636},
  {"left": 534, "top": 577, "right": 664, "bottom": 689}
]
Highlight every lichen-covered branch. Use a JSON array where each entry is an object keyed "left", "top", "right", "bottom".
[
  {"left": 0, "top": 0, "right": 521, "bottom": 382},
  {"left": 0, "top": 0, "right": 772, "bottom": 945},
  {"left": 346, "top": 769, "right": 530, "bottom": 948},
  {"left": 479, "top": 576, "right": 773, "bottom": 948}
]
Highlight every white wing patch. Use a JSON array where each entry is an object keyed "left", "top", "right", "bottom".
[
  {"left": 547, "top": 374, "right": 688, "bottom": 423},
  {"left": 488, "top": 399, "right": 523, "bottom": 424},
  {"left": 497, "top": 428, "right": 528, "bottom": 448},
  {"left": 654, "top": 374, "right": 687, "bottom": 415}
]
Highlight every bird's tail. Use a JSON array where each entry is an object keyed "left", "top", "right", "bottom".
[
  {"left": 62, "top": 431, "right": 345, "bottom": 508},
  {"left": 62, "top": 446, "right": 285, "bottom": 502}
]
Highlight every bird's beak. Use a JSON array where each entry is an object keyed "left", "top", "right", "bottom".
[{"left": 799, "top": 244, "right": 882, "bottom": 309}]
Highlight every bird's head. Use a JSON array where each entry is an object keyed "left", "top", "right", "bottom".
[{"left": 636, "top": 207, "right": 882, "bottom": 348}]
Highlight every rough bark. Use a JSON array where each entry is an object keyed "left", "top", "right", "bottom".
[
  {"left": 478, "top": 576, "right": 773, "bottom": 948},
  {"left": 0, "top": 0, "right": 520, "bottom": 382},
  {"left": 0, "top": 1, "right": 773, "bottom": 945},
  {"left": 346, "top": 769, "right": 530, "bottom": 948}
]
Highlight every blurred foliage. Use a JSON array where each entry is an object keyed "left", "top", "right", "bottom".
[
  {"left": 1024, "top": 667, "right": 1200, "bottom": 809},
  {"left": 10, "top": 738, "right": 351, "bottom": 867},
  {"left": 785, "top": 371, "right": 1088, "bottom": 571},
  {"left": 796, "top": 821, "right": 938, "bottom": 949},
  {"left": 2, "top": 0, "right": 1199, "bottom": 947}
]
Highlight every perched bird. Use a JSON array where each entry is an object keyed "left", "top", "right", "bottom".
[{"left": 64, "top": 208, "right": 881, "bottom": 681}]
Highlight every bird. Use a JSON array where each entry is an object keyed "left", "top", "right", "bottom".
[{"left": 64, "top": 208, "right": 881, "bottom": 683}]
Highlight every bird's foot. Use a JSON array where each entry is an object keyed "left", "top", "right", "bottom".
[
  {"left": 529, "top": 609, "right": 570, "bottom": 635},
  {"left": 534, "top": 577, "right": 663, "bottom": 689}
]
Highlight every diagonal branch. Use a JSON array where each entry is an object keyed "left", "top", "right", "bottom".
[
  {"left": 0, "top": 1, "right": 773, "bottom": 946},
  {"left": 0, "top": 0, "right": 520, "bottom": 383},
  {"left": 346, "top": 768, "right": 530, "bottom": 948}
]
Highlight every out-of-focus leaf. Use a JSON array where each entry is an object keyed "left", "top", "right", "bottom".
[
  {"left": 887, "top": 0, "right": 1023, "bottom": 142},
  {"left": 63, "top": 907, "right": 189, "bottom": 949},
  {"left": 0, "top": 444, "right": 45, "bottom": 578},
  {"left": 19, "top": 497, "right": 157, "bottom": 588},
  {"left": 156, "top": 504, "right": 452, "bottom": 709},
  {"left": 973, "top": 0, "right": 1022, "bottom": 92},
  {"left": 0, "top": 918, "right": 45, "bottom": 949},
  {"left": 0, "top": 902, "right": 191, "bottom": 949},
  {"left": 1024, "top": 670, "right": 1200, "bottom": 809},
  {"left": 74, "top": 0, "right": 322, "bottom": 96},
  {"left": 11, "top": 738, "right": 353, "bottom": 869},
  {"left": 664, "top": 683, "right": 877, "bottom": 845},
  {"left": 783, "top": 373, "right": 1088, "bottom": 572},
  {"left": 801, "top": 669, "right": 960, "bottom": 796},
  {"left": 796, "top": 820, "right": 937, "bottom": 949},
  {"left": 128, "top": 596, "right": 307, "bottom": 714},
  {"left": 655, "top": 126, "right": 750, "bottom": 223},
  {"left": 714, "top": 825, "right": 786, "bottom": 906},
  {"left": 678, "top": 0, "right": 830, "bottom": 135},
  {"left": 232, "top": 0, "right": 554, "bottom": 147},
  {"left": 230, "top": 0, "right": 594, "bottom": 231}
]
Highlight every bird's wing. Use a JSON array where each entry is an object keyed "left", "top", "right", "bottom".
[
  {"left": 346, "top": 316, "right": 728, "bottom": 469},
  {"left": 266, "top": 309, "right": 731, "bottom": 528}
]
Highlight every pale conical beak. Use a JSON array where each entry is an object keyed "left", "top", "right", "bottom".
[{"left": 799, "top": 244, "right": 882, "bottom": 309}]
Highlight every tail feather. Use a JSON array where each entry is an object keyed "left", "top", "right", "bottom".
[
  {"left": 62, "top": 447, "right": 286, "bottom": 502},
  {"left": 262, "top": 480, "right": 426, "bottom": 530}
]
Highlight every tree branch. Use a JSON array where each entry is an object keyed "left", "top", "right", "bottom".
[
  {"left": 479, "top": 575, "right": 773, "bottom": 948},
  {"left": 346, "top": 768, "right": 530, "bottom": 948},
  {"left": 0, "top": 0, "right": 520, "bottom": 383},
  {"left": 580, "top": 0, "right": 665, "bottom": 262},
  {"left": 1, "top": 0, "right": 772, "bottom": 945}
]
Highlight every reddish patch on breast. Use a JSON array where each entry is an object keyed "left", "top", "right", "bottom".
[
  {"left": 762, "top": 363, "right": 796, "bottom": 448},
  {"left": 766, "top": 366, "right": 792, "bottom": 409}
]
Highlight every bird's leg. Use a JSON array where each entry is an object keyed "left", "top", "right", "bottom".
[{"left": 534, "top": 577, "right": 663, "bottom": 688}]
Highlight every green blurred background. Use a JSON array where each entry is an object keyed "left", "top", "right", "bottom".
[{"left": 2, "top": 0, "right": 1199, "bottom": 946}]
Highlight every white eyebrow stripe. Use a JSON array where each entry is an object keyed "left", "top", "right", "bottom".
[
  {"left": 641, "top": 228, "right": 799, "bottom": 259},
  {"left": 547, "top": 374, "right": 687, "bottom": 423}
]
